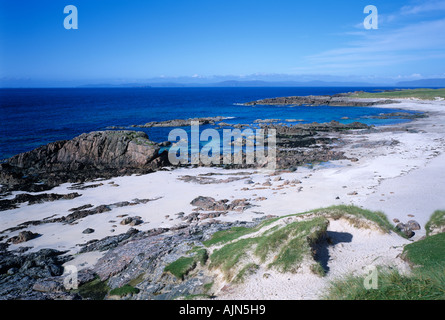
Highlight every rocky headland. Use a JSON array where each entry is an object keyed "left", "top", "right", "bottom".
[
  {"left": 0, "top": 130, "right": 168, "bottom": 193},
  {"left": 242, "top": 93, "right": 399, "bottom": 107}
]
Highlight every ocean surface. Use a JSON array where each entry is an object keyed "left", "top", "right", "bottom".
[{"left": 0, "top": 87, "right": 421, "bottom": 160}]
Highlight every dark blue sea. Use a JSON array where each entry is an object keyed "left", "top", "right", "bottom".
[{"left": 0, "top": 87, "right": 420, "bottom": 160}]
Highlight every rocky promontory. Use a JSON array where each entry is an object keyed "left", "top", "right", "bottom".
[
  {"left": 0, "top": 131, "right": 168, "bottom": 192},
  {"left": 243, "top": 94, "right": 398, "bottom": 107},
  {"left": 130, "top": 116, "right": 232, "bottom": 128}
]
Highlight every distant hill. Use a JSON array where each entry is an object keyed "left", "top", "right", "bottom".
[
  {"left": 206, "top": 80, "right": 380, "bottom": 87},
  {"left": 396, "top": 78, "right": 445, "bottom": 87},
  {"left": 78, "top": 80, "right": 385, "bottom": 88}
]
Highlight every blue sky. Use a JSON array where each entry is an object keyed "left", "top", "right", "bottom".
[{"left": 0, "top": 0, "right": 444, "bottom": 86}]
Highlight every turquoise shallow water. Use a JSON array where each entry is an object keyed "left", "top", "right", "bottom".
[{"left": 0, "top": 87, "right": 421, "bottom": 159}]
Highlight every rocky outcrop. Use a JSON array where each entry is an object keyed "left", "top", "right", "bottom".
[
  {"left": 7, "top": 231, "right": 40, "bottom": 244},
  {"left": 131, "top": 116, "right": 231, "bottom": 128},
  {"left": 0, "top": 248, "right": 74, "bottom": 300},
  {"left": 243, "top": 94, "right": 398, "bottom": 107},
  {"left": 0, "top": 192, "right": 81, "bottom": 211},
  {"left": 190, "top": 196, "right": 251, "bottom": 213},
  {"left": 396, "top": 220, "right": 421, "bottom": 238},
  {"left": 1, "top": 198, "right": 161, "bottom": 235},
  {"left": 8, "top": 130, "right": 161, "bottom": 171},
  {"left": 365, "top": 112, "right": 427, "bottom": 120},
  {"left": 0, "top": 131, "right": 168, "bottom": 192}
]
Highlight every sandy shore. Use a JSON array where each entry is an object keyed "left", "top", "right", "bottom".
[{"left": 1, "top": 98, "right": 444, "bottom": 298}]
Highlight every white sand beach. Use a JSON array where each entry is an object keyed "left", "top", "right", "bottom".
[{"left": 1, "top": 98, "right": 444, "bottom": 299}]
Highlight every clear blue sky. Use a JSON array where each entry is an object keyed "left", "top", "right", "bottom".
[{"left": 1, "top": 0, "right": 444, "bottom": 86}]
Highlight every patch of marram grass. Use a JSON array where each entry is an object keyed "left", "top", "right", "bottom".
[
  {"left": 314, "top": 205, "right": 396, "bottom": 234},
  {"left": 109, "top": 284, "right": 140, "bottom": 297},
  {"left": 164, "top": 247, "right": 209, "bottom": 280},
  {"left": 203, "top": 205, "right": 403, "bottom": 282},
  {"left": 208, "top": 216, "right": 329, "bottom": 280},
  {"left": 325, "top": 226, "right": 445, "bottom": 300},
  {"left": 233, "top": 263, "right": 260, "bottom": 283},
  {"left": 128, "top": 273, "right": 146, "bottom": 287},
  {"left": 402, "top": 233, "right": 445, "bottom": 270},
  {"left": 425, "top": 210, "right": 445, "bottom": 236},
  {"left": 164, "top": 256, "right": 197, "bottom": 280},
  {"left": 259, "top": 217, "right": 329, "bottom": 273},
  {"left": 166, "top": 206, "right": 412, "bottom": 290},
  {"left": 202, "top": 217, "right": 280, "bottom": 247},
  {"left": 324, "top": 266, "right": 445, "bottom": 300},
  {"left": 350, "top": 88, "right": 445, "bottom": 100},
  {"left": 203, "top": 227, "right": 255, "bottom": 247},
  {"left": 77, "top": 277, "right": 110, "bottom": 300},
  {"left": 208, "top": 238, "right": 258, "bottom": 279}
]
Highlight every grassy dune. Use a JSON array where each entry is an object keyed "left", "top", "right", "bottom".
[
  {"left": 324, "top": 210, "right": 445, "bottom": 300},
  {"left": 425, "top": 210, "right": 445, "bottom": 236},
  {"left": 166, "top": 205, "right": 400, "bottom": 286},
  {"left": 163, "top": 206, "right": 444, "bottom": 300},
  {"left": 351, "top": 88, "right": 445, "bottom": 100}
]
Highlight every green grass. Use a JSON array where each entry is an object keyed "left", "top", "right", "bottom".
[
  {"left": 203, "top": 218, "right": 280, "bottom": 247},
  {"left": 208, "top": 216, "right": 329, "bottom": 279},
  {"left": 164, "top": 256, "right": 197, "bottom": 280},
  {"left": 203, "top": 227, "right": 254, "bottom": 247},
  {"left": 257, "top": 217, "right": 328, "bottom": 272},
  {"left": 164, "top": 247, "right": 209, "bottom": 280},
  {"left": 192, "top": 248, "right": 209, "bottom": 266},
  {"left": 128, "top": 273, "right": 146, "bottom": 287},
  {"left": 425, "top": 210, "right": 445, "bottom": 236},
  {"left": 109, "top": 284, "right": 140, "bottom": 297},
  {"left": 209, "top": 238, "right": 258, "bottom": 278},
  {"left": 324, "top": 267, "right": 445, "bottom": 300},
  {"left": 203, "top": 281, "right": 214, "bottom": 293},
  {"left": 325, "top": 231, "right": 445, "bottom": 300},
  {"left": 351, "top": 88, "right": 445, "bottom": 100},
  {"left": 402, "top": 232, "right": 445, "bottom": 270},
  {"left": 312, "top": 205, "right": 400, "bottom": 235},
  {"left": 77, "top": 277, "right": 110, "bottom": 300},
  {"left": 205, "top": 205, "right": 400, "bottom": 281},
  {"left": 233, "top": 263, "right": 260, "bottom": 283}
]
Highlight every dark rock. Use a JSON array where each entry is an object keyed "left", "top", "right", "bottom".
[
  {"left": 0, "top": 131, "right": 168, "bottom": 192},
  {"left": 0, "top": 248, "right": 73, "bottom": 300},
  {"left": 78, "top": 227, "right": 144, "bottom": 253},
  {"left": 406, "top": 220, "right": 421, "bottom": 231},
  {"left": 0, "top": 192, "right": 81, "bottom": 211},
  {"left": 32, "top": 280, "right": 63, "bottom": 293},
  {"left": 47, "top": 264, "right": 64, "bottom": 276},
  {"left": 8, "top": 231, "right": 40, "bottom": 244},
  {"left": 82, "top": 228, "right": 95, "bottom": 234},
  {"left": 7, "top": 267, "right": 18, "bottom": 275},
  {"left": 396, "top": 223, "right": 415, "bottom": 238},
  {"left": 243, "top": 94, "right": 398, "bottom": 107},
  {"left": 129, "top": 219, "right": 143, "bottom": 226},
  {"left": 131, "top": 116, "right": 231, "bottom": 128},
  {"left": 120, "top": 217, "right": 133, "bottom": 225},
  {"left": 190, "top": 196, "right": 250, "bottom": 213},
  {"left": 68, "top": 183, "right": 103, "bottom": 190},
  {"left": 69, "top": 204, "right": 94, "bottom": 212},
  {"left": 366, "top": 112, "right": 427, "bottom": 120}
]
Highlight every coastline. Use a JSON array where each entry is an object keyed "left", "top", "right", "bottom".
[{"left": 1, "top": 96, "right": 444, "bottom": 300}]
